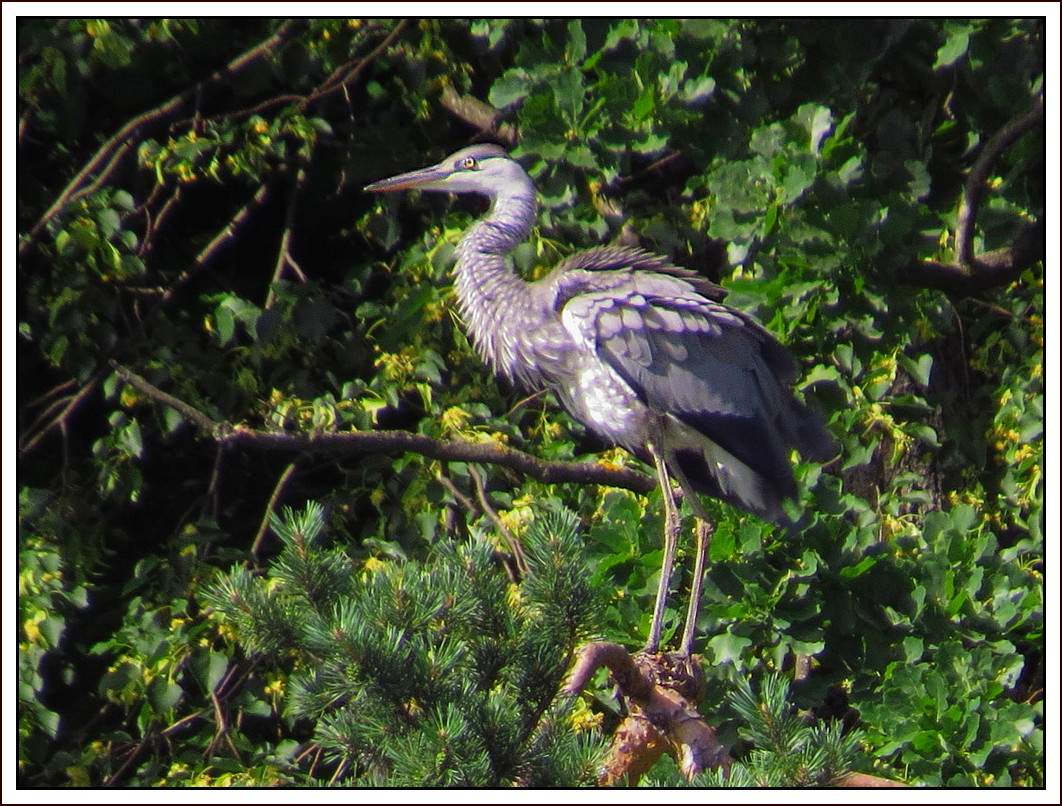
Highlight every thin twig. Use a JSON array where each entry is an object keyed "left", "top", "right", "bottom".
[
  {"left": 203, "top": 445, "right": 226, "bottom": 522},
  {"left": 249, "top": 461, "right": 300, "bottom": 563},
  {"left": 298, "top": 21, "right": 408, "bottom": 113},
  {"left": 469, "top": 464, "right": 528, "bottom": 577},
  {"left": 136, "top": 185, "right": 183, "bottom": 260},
  {"left": 17, "top": 372, "right": 104, "bottom": 457},
  {"left": 154, "top": 178, "right": 279, "bottom": 304},
  {"left": 265, "top": 163, "right": 311, "bottom": 309}
]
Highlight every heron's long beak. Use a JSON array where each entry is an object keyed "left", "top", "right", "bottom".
[{"left": 364, "top": 162, "right": 450, "bottom": 193}]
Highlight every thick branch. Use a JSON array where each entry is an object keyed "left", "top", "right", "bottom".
[
  {"left": 566, "top": 643, "right": 732, "bottom": 783},
  {"left": 439, "top": 84, "right": 519, "bottom": 147},
  {"left": 566, "top": 643, "right": 908, "bottom": 787},
  {"left": 111, "top": 363, "right": 656, "bottom": 495},
  {"left": 901, "top": 219, "right": 1044, "bottom": 295}
]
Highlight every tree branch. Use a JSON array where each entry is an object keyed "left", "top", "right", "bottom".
[
  {"left": 110, "top": 363, "right": 657, "bottom": 495},
  {"left": 249, "top": 461, "right": 301, "bottom": 562},
  {"left": 146, "top": 176, "right": 280, "bottom": 305},
  {"left": 298, "top": 20, "right": 409, "bottom": 113},
  {"left": 264, "top": 163, "right": 311, "bottom": 310},
  {"left": 439, "top": 83, "right": 519, "bottom": 147},
  {"left": 565, "top": 643, "right": 731, "bottom": 783},
  {"left": 19, "top": 20, "right": 307, "bottom": 256},
  {"left": 956, "top": 97, "right": 1044, "bottom": 266},
  {"left": 565, "top": 643, "right": 908, "bottom": 787},
  {"left": 902, "top": 97, "right": 1044, "bottom": 295}
]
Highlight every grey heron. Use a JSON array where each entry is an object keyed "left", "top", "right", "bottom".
[{"left": 366, "top": 143, "right": 835, "bottom": 654}]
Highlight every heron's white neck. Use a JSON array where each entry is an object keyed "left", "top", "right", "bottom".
[{"left": 452, "top": 183, "right": 541, "bottom": 379}]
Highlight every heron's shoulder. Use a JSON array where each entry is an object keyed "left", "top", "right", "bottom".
[{"left": 546, "top": 246, "right": 727, "bottom": 307}]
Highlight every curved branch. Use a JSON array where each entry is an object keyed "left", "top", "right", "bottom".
[
  {"left": 957, "top": 97, "right": 1044, "bottom": 266},
  {"left": 250, "top": 461, "right": 300, "bottom": 562},
  {"left": 903, "top": 97, "right": 1044, "bottom": 295},
  {"left": 110, "top": 363, "right": 657, "bottom": 495},
  {"left": 903, "top": 219, "right": 1044, "bottom": 295}
]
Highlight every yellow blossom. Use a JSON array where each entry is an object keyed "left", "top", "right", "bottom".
[{"left": 362, "top": 556, "right": 389, "bottom": 576}]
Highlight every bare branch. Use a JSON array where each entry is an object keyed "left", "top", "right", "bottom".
[
  {"left": 837, "top": 771, "right": 909, "bottom": 788},
  {"left": 265, "top": 164, "right": 311, "bottom": 310},
  {"left": 18, "top": 373, "right": 104, "bottom": 458},
  {"left": 111, "top": 363, "right": 221, "bottom": 434},
  {"left": 439, "top": 84, "right": 519, "bottom": 147},
  {"left": 566, "top": 643, "right": 732, "bottom": 784},
  {"left": 469, "top": 464, "right": 528, "bottom": 577},
  {"left": 902, "top": 219, "right": 1044, "bottom": 295},
  {"left": 152, "top": 178, "right": 279, "bottom": 305},
  {"left": 250, "top": 462, "right": 301, "bottom": 562},
  {"left": 298, "top": 20, "right": 409, "bottom": 112}
]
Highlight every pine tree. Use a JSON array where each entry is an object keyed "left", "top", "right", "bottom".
[{"left": 202, "top": 502, "right": 608, "bottom": 786}]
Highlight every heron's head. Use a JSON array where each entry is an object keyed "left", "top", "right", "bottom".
[{"left": 365, "top": 143, "right": 529, "bottom": 200}]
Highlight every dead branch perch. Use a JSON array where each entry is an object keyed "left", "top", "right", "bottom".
[
  {"left": 564, "top": 642, "right": 908, "bottom": 787},
  {"left": 565, "top": 642, "right": 731, "bottom": 784}
]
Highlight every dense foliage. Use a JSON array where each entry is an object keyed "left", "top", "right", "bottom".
[{"left": 17, "top": 18, "right": 1043, "bottom": 787}]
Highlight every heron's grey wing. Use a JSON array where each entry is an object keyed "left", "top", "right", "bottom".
[{"left": 555, "top": 263, "right": 833, "bottom": 518}]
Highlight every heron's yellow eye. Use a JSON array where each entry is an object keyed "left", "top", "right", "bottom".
[{"left": 459, "top": 157, "right": 478, "bottom": 170}]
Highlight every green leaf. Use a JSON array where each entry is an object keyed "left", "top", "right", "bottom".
[
  {"left": 112, "top": 189, "right": 136, "bottom": 211},
  {"left": 706, "top": 630, "right": 753, "bottom": 665},
  {"left": 679, "top": 74, "right": 715, "bottom": 104},
  {"left": 934, "top": 27, "right": 971, "bottom": 69},
  {"left": 215, "top": 304, "right": 235, "bottom": 344},
  {"left": 148, "top": 677, "right": 184, "bottom": 712},
  {"left": 553, "top": 68, "right": 584, "bottom": 118},
  {"left": 566, "top": 19, "right": 586, "bottom": 64},
  {"left": 192, "top": 650, "right": 229, "bottom": 694},
  {"left": 489, "top": 69, "right": 531, "bottom": 110},
  {"left": 631, "top": 88, "right": 655, "bottom": 121}
]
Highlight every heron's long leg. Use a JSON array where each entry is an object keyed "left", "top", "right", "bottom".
[
  {"left": 680, "top": 519, "right": 713, "bottom": 656},
  {"left": 664, "top": 446, "right": 716, "bottom": 657},
  {"left": 645, "top": 439, "right": 681, "bottom": 654}
]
